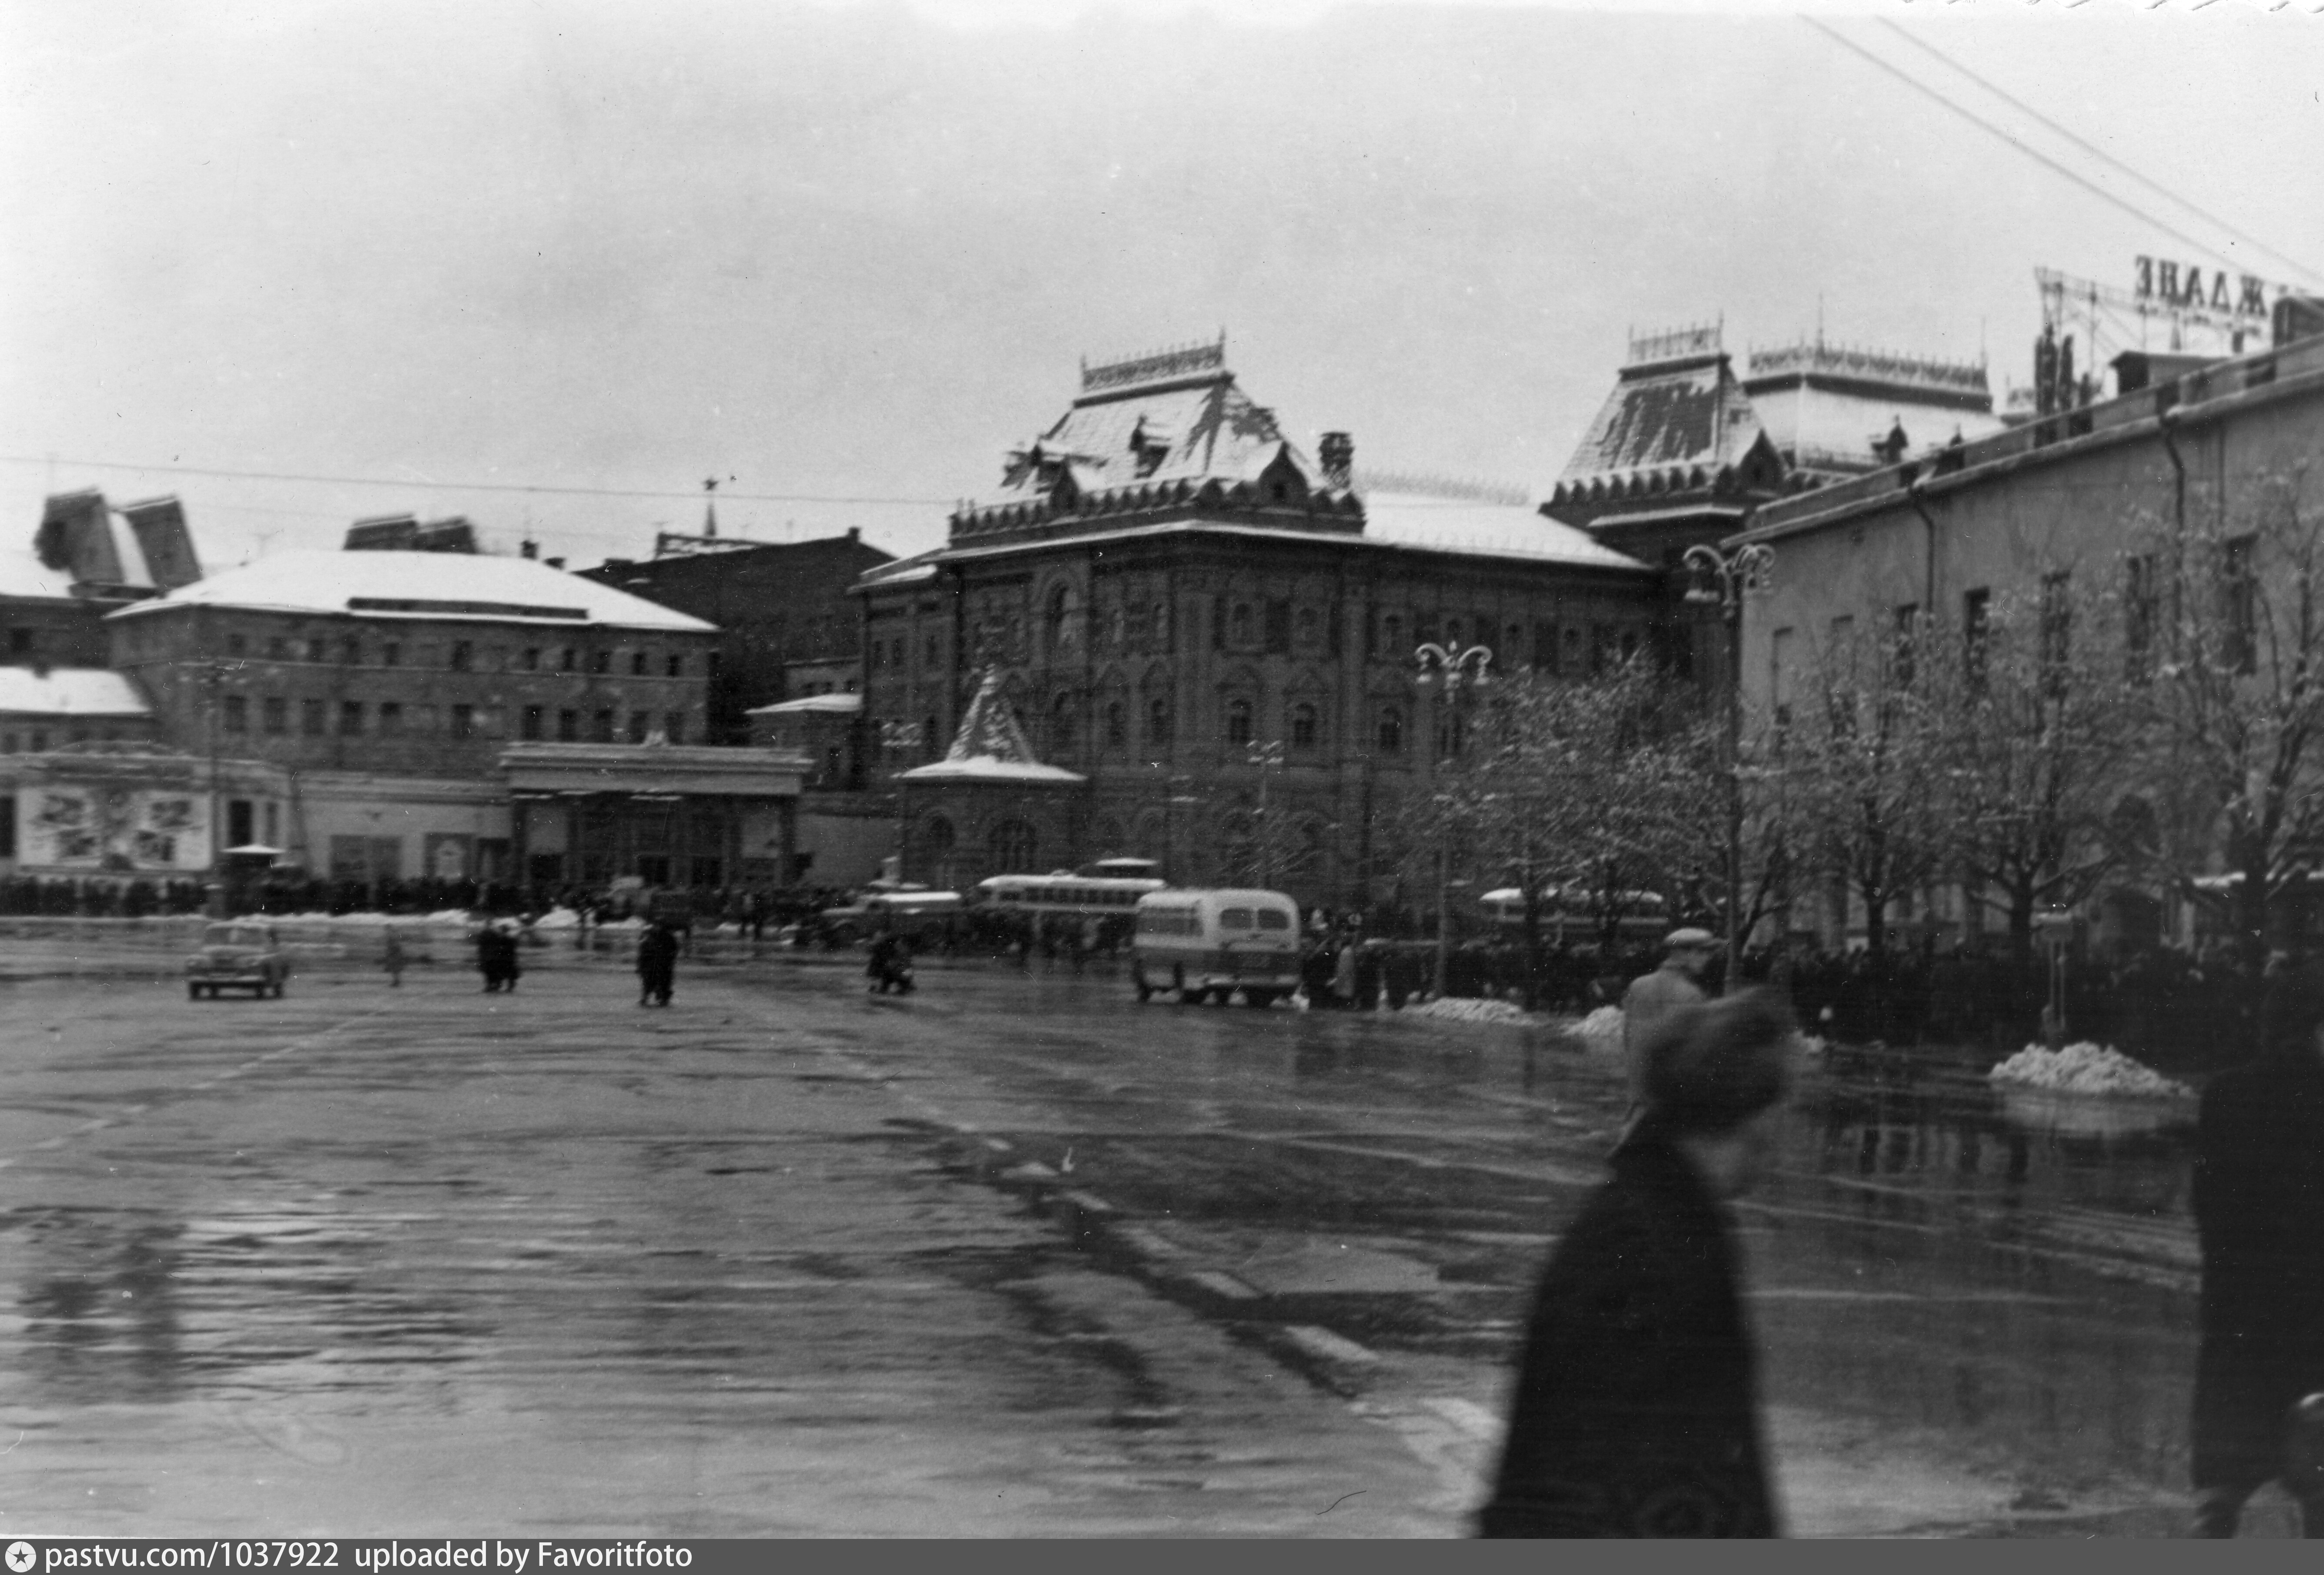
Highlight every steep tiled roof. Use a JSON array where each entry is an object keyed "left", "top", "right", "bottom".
[
  {"left": 949, "top": 340, "right": 1362, "bottom": 543},
  {"left": 1556, "top": 338, "right": 1769, "bottom": 492}
]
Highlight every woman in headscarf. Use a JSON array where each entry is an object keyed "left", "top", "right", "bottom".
[{"left": 1478, "top": 989, "right": 1795, "bottom": 1538}]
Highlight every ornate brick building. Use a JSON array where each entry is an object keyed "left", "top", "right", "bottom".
[{"left": 855, "top": 340, "right": 1662, "bottom": 905}]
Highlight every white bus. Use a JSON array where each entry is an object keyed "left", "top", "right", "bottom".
[
  {"left": 1479, "top": 885, "right": 1669, "bottom": 944},
  {"left": 975, "top": 867, "right": 1168, "bottom": 923},
  {"left": 1130, "top": 888, "right": 1303, "bottom": 1007}
]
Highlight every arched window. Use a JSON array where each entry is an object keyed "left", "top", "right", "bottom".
[
  {"left": 1230, "top": 603, "right": 1253, "bottom": 645},
  {"left": 1105, "top": 700, "right": 1127, "bottom": 748},
  {"left": 922, "top": 815, "right": 957, "bottom": 856},
  {"left": 1290, "top": 701, "right": 1319, "bottom": 750},
  {"left": 988, "top": 819, "right": 1037, "bottom": 873},
  {"left": 1051, "top": 693, "right": 1076, "bottom": 754},
  {"left": 1226, "top": 697, "right": 1254, "bottom": 746},
  {"left": 1045, "top": 584, "right": 1076, "bottom": 656},
  {"left": 1383, "top": 614, "right": 1403, "bottom": 655},
  {"left": 1376, "top": 705, "right": 1404, "bottom": 754},
  {"left": 1146, "top": 697, "right": 1172, "bottom": 746}
]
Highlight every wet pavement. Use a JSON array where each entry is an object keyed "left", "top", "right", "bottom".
[{"left": 0, "top": 945, "right": 2298, "bottom": 1536}]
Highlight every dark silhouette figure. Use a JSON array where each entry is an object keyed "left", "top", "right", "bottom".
[
  {"left": 2190, "top": 969, "right": 2324, "bottom": 1537},
  {"left": 1479, "top": 990, "right": 1793, "bottom": 1538},
  {"left": 636, "top": 922, "right": 679, "bottom": 1008}
]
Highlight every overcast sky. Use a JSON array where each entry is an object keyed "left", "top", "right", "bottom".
[{"left": 4, "top": 0, "right": 2320, "bottom": 573}]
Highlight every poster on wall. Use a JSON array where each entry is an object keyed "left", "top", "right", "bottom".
[{"left": 19, "top": 786, "right": 210, "bottom": 872}]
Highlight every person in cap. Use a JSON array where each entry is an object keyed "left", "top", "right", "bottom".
[
  {"left": 1479, "top": 989, "right": 1794, "bottom": 1538},
  {"left": 1621, "top": 929, "right": 1718, "bottom": 1104},
  {"left": 2189, "top": 962, "right": 2324, "bottom": 1536}
]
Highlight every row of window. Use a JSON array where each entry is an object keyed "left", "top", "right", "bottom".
[
  {"left": 1, "top": 725, "right": 141, "bottom": 754},
  {"left": 218, "top": 695, "right": 690, "bottom": 744},
  {"left": 880, "top": 599, "right": 1642, "bottom": 676},
  {"left": 1770, "top": 542, "right": 2263, "bottom": 722},
  {"left": 871, "top": 694, "right": 1460, "bottom": 764},
  {"left": 208, "top": 632, "right": 698, "bottom": 677}
]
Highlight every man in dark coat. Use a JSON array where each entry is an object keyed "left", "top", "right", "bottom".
[
  {"left": 1478, "top": 989, "right": 1794, "bottom": 1538},
  {"left": 636, "top": 921, "right": 679, "bottom": 1008},
  {"left": 2190, "top": 967, "right": 2324, "bottom": 1537}
]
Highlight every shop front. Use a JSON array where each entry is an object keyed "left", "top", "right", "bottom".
[{"left": 502, "top": 741, "right": 808, "bottom": 903}]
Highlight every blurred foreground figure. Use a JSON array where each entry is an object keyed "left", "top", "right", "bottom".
[
  {"left": 1478, "top": 989, "right": 1794, "bottom": 1538},
  {"left": 2190, "top": 970, "right": 2324, "bottom": 1538}
]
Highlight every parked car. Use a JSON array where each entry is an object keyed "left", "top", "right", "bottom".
[{"left": 185, "top": 922, "right": 291, "bottom": 999}]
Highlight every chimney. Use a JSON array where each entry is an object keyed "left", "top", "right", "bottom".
[
  {"left": 846, "top": 526, "right": 860, "bottom": 543},
  {"left": 520, "top": 539, "right": 539, "bottom": 560},
  {"left": 1318, "top": 432, "right": 1354, "bottom": 490},
  {"left": 544, "top": 556, "right": 566, "bottom": 570}
]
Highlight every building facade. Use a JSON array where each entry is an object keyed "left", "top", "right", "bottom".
[
  {"left": 856, "top": 341, "right": 1664, "bottom": 904},
  {"left": 2, "top": 490, "right": 201, "bottom": 670},
  {"left": 105, "top": 548, "right": 728, "bottom": 887},
  {"left": 1733, "top": 323, "right": 2324, "bottom": 950},
  {"left": 581, "top": 529, "right": 893, "bottom": 743}
]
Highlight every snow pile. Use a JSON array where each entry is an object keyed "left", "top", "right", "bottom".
[
  {"left": 1988, "top": 1042, "right": 2193, "bottom": 1099},
  {"left": 1795, "top": 1033, "right": 1828, "bottom": 1061},
  {"left": 1402, "top": 996, "right": 1536, "bottom": 1025},
  {"left": 530, "top": 907, "right": 581, "bottom": 930},
  {"left": 1575, "top": 1005, "right": 1627, "bottom": 1055}
]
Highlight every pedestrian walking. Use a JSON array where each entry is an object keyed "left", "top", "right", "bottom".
[
  {"left": 1332, "top": 932, "right": 1359, "bottom": 1009},
  {"left": 382, "top": 928, "right": 407, "bottom": 988},
  {"left": 1617, "top": 928, "right": 1717, "bottom": 1134},
  {"left": 636, "top": 919, "right": 679, "bottom": 1008},
  {"left": 2189, "top": 967, "right": 2324, "bottom": 1537},
  {"left": 475, "top": 923, "right": 507, "bottom": 993},
  {"left": 1478, "top": 989, "right": 1794, "bottom": 1538}
]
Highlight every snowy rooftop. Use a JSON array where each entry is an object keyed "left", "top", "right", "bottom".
[
  {"left": 1556, "top": 344, "right": 1770, "bottom": 489},
  {"left": 1745, "top": 376, "right": 2008, "bottom": 476},
  {"left": 894, "top": 755, "right": 1085, "bottom": 785},
  {"left": 0, "top": 667, "right": 151, "bottom": 717},
  {"left": 747, "top": 693, "right": 864, "bottom": 716},
  {"left": 897, "top": 667, "right": 1084, "bottom": 787},
  {"left": 949, "top": 341, "right": 1358, "bottom": 539},
  {"left": 108, "top": 550, "right": 715, "bottom": 633},
  {"left": 0, "top": 546, "right": 75, "bottom": 601},
  {"left": 1359, "top": 491, "right": 1648, "bottom": 572}
]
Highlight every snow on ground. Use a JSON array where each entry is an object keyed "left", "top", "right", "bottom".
[
  {"left": 1575, "top": 1005, "right": 1626, "bottom": 1055},
  {"left": 1988, "top": 1042, "right": 2193, "bottom": 1099},
  {"left": 1400, "top": 996, "right": 1538, "bottom": 1025}
]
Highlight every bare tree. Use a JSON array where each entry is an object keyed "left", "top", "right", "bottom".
[
  {"left": 2123, "top": 466, "right": 2324, "bottom": 970},
  {"left": 1782, "top": 619, "right": 1956, "bottom": 955},
  {"left": 1918, "top": 576, "right": 2139, "bottom": 961}
]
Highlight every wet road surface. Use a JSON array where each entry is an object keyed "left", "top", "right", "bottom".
[{"left": 0, "top": 947, "right": 2293, "bottom": 1536}]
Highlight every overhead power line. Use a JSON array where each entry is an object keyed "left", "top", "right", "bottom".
[
  {"left": 1802, "top": 18, "right": 2279, "bottom": 289},
  {"left": 0, "top": 452, "right": 951, "bottom": 508},
  {"left": 1879, "top": 20, "right": 2324, "bottom": 291}
]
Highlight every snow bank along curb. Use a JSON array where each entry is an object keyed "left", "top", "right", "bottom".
[{"left": 1988, "top": 1042, "right": 2194, "bottom": 1099}]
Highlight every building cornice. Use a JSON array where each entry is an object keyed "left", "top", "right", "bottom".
[{"left": 1730, "top": 344, "right": 2324, "bottom": 549}]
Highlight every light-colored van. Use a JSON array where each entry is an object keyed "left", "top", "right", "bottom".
[{"left": 1131, "top": 888, "right": 1303, "bottom": 1007}]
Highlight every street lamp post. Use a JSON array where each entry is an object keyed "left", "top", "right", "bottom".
[
  {"left": 1413, "top": 640, "right": 1492, "bottom": 997},
  {"left": 1682, "top": 541, "right": 1774, "bottom": 994}
]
